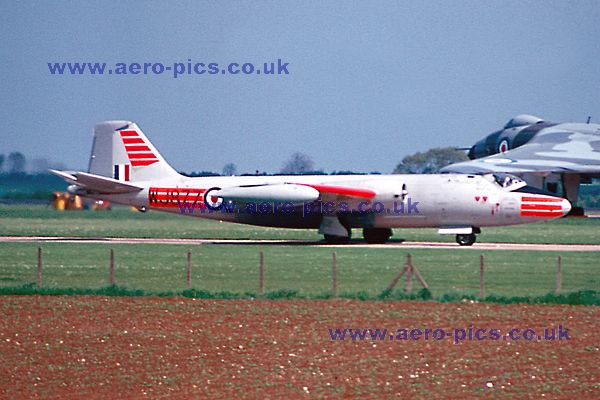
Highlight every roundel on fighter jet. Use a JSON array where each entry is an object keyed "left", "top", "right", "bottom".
[{"left": 498, "top": 139, "right": 509, "bottom": 153}]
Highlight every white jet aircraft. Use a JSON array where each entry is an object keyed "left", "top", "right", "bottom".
[{"left": 51, "top": 121, "right": 572, "bottom": 245}]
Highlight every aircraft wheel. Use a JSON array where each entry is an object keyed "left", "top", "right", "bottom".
[
  {"left": 456, "top": 233, "right": 476, "bottom": 246},
  {"left": 363, "top": 228, "right": 392, "bottom": 244}
]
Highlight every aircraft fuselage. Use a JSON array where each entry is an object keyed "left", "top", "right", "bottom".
[{"left": 87, "top": 173, "right": 570, "bottom": 230}]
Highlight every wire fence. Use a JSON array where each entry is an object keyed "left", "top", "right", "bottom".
[{"left": 10, "top": 246, "right": 593, "bottom": 305}]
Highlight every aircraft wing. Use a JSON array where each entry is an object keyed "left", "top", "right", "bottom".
[
  {"left": 442, "top": 126, "right": 600, "bottom": 175},
  {"left": 50, "top": 169, "right": 143, "bottom": 194}
]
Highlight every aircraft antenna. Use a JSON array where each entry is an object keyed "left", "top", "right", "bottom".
[{"left": 587, "top": 116, "right": 591, "bottom": 124}]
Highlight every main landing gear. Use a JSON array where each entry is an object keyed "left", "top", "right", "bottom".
[
  {"left": 321, "top": 214, "right": 352, "bottom": 244},
  {"left": 455, "top": 233, "right": 476, "bottom": 246}
]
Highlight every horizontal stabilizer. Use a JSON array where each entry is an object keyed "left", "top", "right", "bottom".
[
  {"left": 49, "top": 169, "right": 78, "bottom": 184},
  {"left": 50, "top": 169, "right": 143, "bottom": 194}
]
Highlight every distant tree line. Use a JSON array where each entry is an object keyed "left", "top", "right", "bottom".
[
  {"left": 1, "top": 148, "right": 464, "bottom": 177},
  {"left": 0, "top": 152, "right": 26, "bottom": 173},
  {"left": 182, "top": 148, "right": 467, "bottom": 177},
  {"left": 0, "top": 152, "right": 67, "bottom": 174},
  {"left": 393, "top": 147, "right": 468, "bottom": 174}
]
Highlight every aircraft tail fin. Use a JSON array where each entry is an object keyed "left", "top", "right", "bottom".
[{"left": 88, "top": 121, "right": 181, "bottom": 182}]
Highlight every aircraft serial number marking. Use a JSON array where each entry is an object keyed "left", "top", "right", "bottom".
[{"left": 148, "top": 187, "right": 207, "bottom": 209}]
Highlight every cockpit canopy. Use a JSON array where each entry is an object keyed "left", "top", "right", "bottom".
[
  {"left": 503, "top": 114, "right": 544, "bottom": 129},
  {"left": 484, "top": 173, "right": 528, "bottom": 191}
]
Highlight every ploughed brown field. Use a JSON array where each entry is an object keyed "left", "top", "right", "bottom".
[{"left": 0, "top": 296, "right": 597, "bottom": 398}]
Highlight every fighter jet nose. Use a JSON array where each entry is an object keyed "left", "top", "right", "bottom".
[
  {"left": 467, "top": 139, "right": 486, "bottom": 159},
  {"left": 561, "top": 198, "right": 572, "bottom": 216},
  {"left": 467, "top": 145, "right": 475, "bottom": 160}
]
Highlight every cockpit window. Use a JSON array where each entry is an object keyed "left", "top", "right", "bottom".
[
  {"left": 484, "top": 173, "right": 528, "bottom": 191},
  {"left": 503, "top": 114, "right": 544, "bottom": 129}
]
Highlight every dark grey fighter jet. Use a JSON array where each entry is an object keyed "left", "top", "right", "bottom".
[{"left": 442, "top": 115, "right": 600, "bottom": 214}]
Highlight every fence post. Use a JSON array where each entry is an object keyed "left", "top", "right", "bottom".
[
  {"left": 259, "top": 251, "right": 265, "bottom": 295},
  {"left": 37, "top": 247, "right": 43, "bottom": 288},
  {"left": 412, "top": 264, "right": 429, "bottom": 290},
  {"left": 332, "top": 252, "right": 337, "bottom": 297},
  {"left": 555, "top": 255, "right": 562, "bottom": 295},
  {"left": 479, "top": 254, "right": 485, "bottom": 298},
  {"left": 109, "top": 249, "right": 115, "bottom": 286},
  {"left": 387, "top": 258, "right": 409, "bottom": 291},
  {"left": 187, "top": 250, "right": 192, "bottom": 289},
  {"left": 405, "top": 254, "right": 413, "bottom": 294}
]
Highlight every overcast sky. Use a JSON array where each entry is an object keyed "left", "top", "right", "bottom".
[{"left": 2, "top": 1, "right": 599, "bottom": 174}]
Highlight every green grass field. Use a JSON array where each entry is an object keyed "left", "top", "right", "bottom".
[
  {"left": 1, "top": 242, "right": 598, "bottom": 299},
  {"left": 0, "top": 205, "right": 598, "bottom": 300}
]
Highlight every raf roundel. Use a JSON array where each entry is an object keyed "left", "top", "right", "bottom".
[{"left": 498, "top": 139, "right": 509, "bottom": 154}]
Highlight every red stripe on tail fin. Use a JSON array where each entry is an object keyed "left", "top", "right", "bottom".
[
  {"left": 119, "top": 130, "right": 139, "bottom": 137},
  {"left": 122, "top": 138, "right": 145, "bottom": 144},
  {"left": 131, "top": 159, "right": 159, "bottom": 167},
  {"left": 125, "top": 145, "right": 151, "bottom": 152},
  {"left": 127, "top": 152, "right": 157, "bottom": 159}
]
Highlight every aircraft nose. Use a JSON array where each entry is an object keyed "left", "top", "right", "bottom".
[
  {"left": 520, "top": 194, "right": 572, "bottom": 219},
  {"left": 561, "top": 198, "right": 572, "bottom": 216}
]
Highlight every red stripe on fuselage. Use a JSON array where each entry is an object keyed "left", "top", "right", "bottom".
[
  {"left": 299, "top": 184, "right": 377, "bottom": 198},
  {"left": 148, "top": 187, "right": 207, "bottom": 209},
  {"left": 520, "top": 210, "right": 563, "bottom": 217},
  {"left": 147, "top": 202, "right": 205, "bottom": 209},
  {"left": 149, "top": 193, "right": 206, "bottom": 201},
  {"left": 520, "top": 204, "right": 563, "bottom": 211},
  {"left": 149, "top": 196, "right": 203, "bottom": 202},
  {"left": 521, "top": 196, "right": 563, "bottom": 203},
  {"left": 150, "top": 187, "right": 206, "bottom": 193}
]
